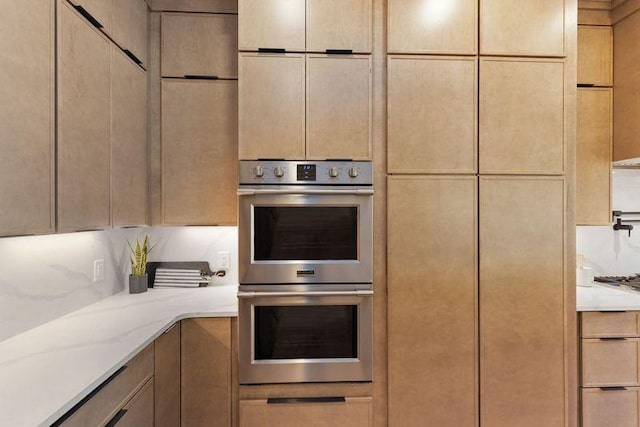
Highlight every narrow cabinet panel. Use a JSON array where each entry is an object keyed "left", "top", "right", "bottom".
[
  {"left": 57, "top": 1, "right": 111, "bottom": 232},
  {"left": 111, "top": 47, "right": 147, "bottom": 227},
  {"left": 388, "top": 176, "right": 477, "bottom": 427},
  {"left": 239, "top": 53, "right": 305, "bottom": 160},
  {"left": 578, "top": 25, "right": 613, "bottom": 87},
  {"left": 479, "top": 58, "right": 565, "bottom": 174},
  {"left": 480, "top": 0, "right": 565, "bottom": 56},
  {"left": 161, "top": 13, "right": 237, "bottom": 78},
  {"left": 388, "top": 0, "right": 477, "bottom": 54},
  {"left": 69, "top": 0, "right": 111, "bottom": 33},
  {"left": 306, "top": 0, "right": 372, "bottom": 53},
  {"left": 480, "top": 177, "right": 566, "bottom": 427},
  {"left": 238, "top": 0, "right": 305, "bottom": 51},
  {"left": 162, "top": 79, "right": 237, "bottom": 225},
  {"left": 112, "top": 0, "right": 149, "bottom": 66},
  {"left": 0, "top": 0, "right": 54, "bottom": 236},
  {"left": 388, "top": 56, "right": 477, "bottom": 174},
  {"left": 576, "top": 88, "right": 611, "bottom": 225},
  {"left": 306, "top": 55, "right": 372, "bottom": 160},
  {"left": 154, "top": 324, "right": 180, "bottom": 427}
]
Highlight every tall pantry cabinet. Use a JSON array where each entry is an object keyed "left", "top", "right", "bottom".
[{"left": 387, "top": 1, "right": 575, "bottom": 427}]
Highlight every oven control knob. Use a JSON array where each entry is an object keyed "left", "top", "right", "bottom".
[
  {"left": 274, "top": 166, "right": 285, "bottom": 178},
  {"left": 328, "top": 167, "right": 339, "bottom": 178},
  {"left": 254, "top": 165, "right": 264, "bottom": 178},
  {"left": 348, "top": 167, "right": 359, "bottom": 178}
]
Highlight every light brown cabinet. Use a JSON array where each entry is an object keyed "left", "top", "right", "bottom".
[
  {"left": 387, "top": 0, "right": 477, "bottom": 54},
  {"left": 582, "top": 338, "right": 640, "bottom": 387},
  {"left": 161, "top": 13, "right": 238, "bottom": 78},
  {"left": 576, "top": 88, "right": 612, "bottom": 226},
  {"left": 117, "top": 379, "right": 155, "bottom": 427},
  {"left": 238, "top": 0, "right": 305, "bottom": 51},
  {"left": 578, "top": 25, "right": 613, "bottom": 87},
  {"left": 111, "top": 46, "right": 148, "bottom": 227},
  {"left": 57, "top": 0, "right": 111, "bottom": 232},
  {"left": 161, "top": 79, "right": 237, "bottom": 225},
  {"left": 69, "top": 0, "right": 112, "bottom": 33},
  {"left": 0, "top": 0, "right": 55, "bottom": 237},
  {"left": 112, "top": 0, "right": 149, "bottom": 67},
  {"left": 154, "top": 324, "right": 180, "bottom": 427},
  {"left": 306, "top": 0, "right": 372, "bottom": 53},
  {"left": 239, "top": 397, "right": 373, "bottom": 427},
  {"left": 582, "top": 312, "right": 640, "bottom": 338},
  {"left": 387, "top": 176, "right": 477, "bottom": 427},
  {"left": 479, "top": 58, "right": 565, "bottom": 175},
  {"left": 181, "top": 318, "right": 232, "bottom": 427},
  {"left": 480, "top": 177, "right": 566, "bottom": 427},
  {"left": 582, "top": 387, "right": 640, "bottom": 427},
  {"left": 238, "top": 53, "right": 305, "bottom": 160},
  {"left": 306, "top": 54, "right": 372, "bottom": 160},
  {"left": 387, "top": 56, "right": 477, "bottom": 174},
  {"left": 480, "top": 0, "right": 565, "bottom": 56}
]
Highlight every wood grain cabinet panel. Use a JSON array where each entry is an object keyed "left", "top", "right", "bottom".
[
  {"left": 582, "top": 387, "right": 640, "bottom": 427},
  {"left": 57, "top": 1, "right": 111, "bottom": 232},
  {"left": 577, "top": 88, "right": 612, "bottom": 226},
  {"left": 181, "top": 318, "right": 232, "bottom": 427},
  {"left": 69, "top": 0, "right": 112, "bottom": 33},
  {"left": 479, "top": 58, "right": 565, "bottom": 175},
  {"left": 582, "top": 312, "right": 640, "bottom": 338},
  {"left": 150, "top": 0, "right": 237, "bottom": 13},
  {"left": 578, "top": 25, "right": 613, "bottom": 86},
  {"left": 238, "top": 0, "right": 305, "bottom": 51},
  {"left": 388, "top": 0, "right": 477, "bottom": 54},
  {"left": 387, "top": 56, "right": 477, "bottom": 174},
  {"left": 582, "top": 338, "right": 640, "bottom": 387},
  {"left": 117, "top": 379, "right": 154, "bottom": 427},
  {"left": 111, "top": 47, "right": 147, "bottom": 227},
  {"left": 0, "top": 0, "right": 54, "bottom": 236},
  {"left": 238, "top": 53, "right": 305, "bottom": 160},
  {"left": 306, "top": 0, "right": 372, "bottom": 53},
  {"left": 239, "top": 397, "right": 373, "bottom": 427},
  {"left": 112, "top": 0, "right": 149, "bottom": 67},
  {"left": 480, "top": 0, "right": 565, "bottom": 56},
  {"left": 306, "top": 54, "right": 372, "bottom": 160},
  {"left": 388, "top": 176, "right": 477, "bottom": 427},
  {"left": 161, "top": 79, "right": 237, "bottom": 225},
  {"left": 161, "top": 13, "right": 237, "bottom": 78},
  {"left": 480, "top": 177, "right": 566, "bottom": 427},
  {"left": 154, "top": 324, "right": 180, "bottom": 427}
]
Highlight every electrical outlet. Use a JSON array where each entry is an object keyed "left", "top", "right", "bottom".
[
  {"left": 93, "top": 259, "right": 105, "bottom": 283},
  {"left": 217, "top": 251, "right": 230, "bottom": 269}
]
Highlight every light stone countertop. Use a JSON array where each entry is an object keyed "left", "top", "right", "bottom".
[
  {"left": 578, "top": 282, "right": 640, "bottom": 311},
  {"left": 0, "top": 285, "right": 238, "bottom": 427}
]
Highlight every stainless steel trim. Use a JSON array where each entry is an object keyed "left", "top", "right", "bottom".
[
  {"left": 238, "top": 188, "right": 374, "bottom": 196},
  {"left": 238, "top": 290, "right": 374, "bottom": 298},
  {"left": 239, "top": 160, "right": 373, "bottom": 185}
]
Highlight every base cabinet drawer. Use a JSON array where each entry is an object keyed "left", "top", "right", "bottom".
[
  {"left": 239, "top": 397, "right": 373, "bottom": 427},
  {"left": 583, "top": 339, "right": 640, "bottom": 387},
  {"left": 582, "top": 312, "right": 640, "bottom": 338},
  {"left": 112, "top": 379, "right": 154, "bottom": 427},
  {"left": 582, "top": 387, "right": 640, "bottom": 427}
]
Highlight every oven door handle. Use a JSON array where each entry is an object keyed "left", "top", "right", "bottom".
[
  {"left": 237, "top": 189, "right": 374, "bottom": 196},
  {"left": 238, "top": 290, "right": 374, "bottom": 298}
]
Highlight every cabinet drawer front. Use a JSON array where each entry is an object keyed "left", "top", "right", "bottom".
[
  {"left": 58, "top": 344, "right": 154, "bottom": 426},
  {"left": 582, "top": 387, "right": 640, "bottom": 427},
  {"left": 582, "top": 339, "right": 640, "bottom": 387},
  {"left": 240, "top": 397, "right": 372, "bottom": 427},
  {"left": 114, "top": 379, "right": 154, "bottom": 427},
  {"left": 582, "top": 312, "right": 640, "bottom": 338}
]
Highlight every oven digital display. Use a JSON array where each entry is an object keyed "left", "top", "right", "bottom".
[{"left": 296, "top": 164, "right": 316, "bottom": 181}]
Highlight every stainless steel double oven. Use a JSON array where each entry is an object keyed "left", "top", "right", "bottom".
[{"left": 237, "top": 160, "right": 374, "bottom": 384}]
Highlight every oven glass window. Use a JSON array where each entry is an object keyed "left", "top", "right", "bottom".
[
  {"left": 254, "top": 207, "right": 358, "bottom": 261},
  {"left": 254, "top": 305, "right": 358, "bottom": 360}
]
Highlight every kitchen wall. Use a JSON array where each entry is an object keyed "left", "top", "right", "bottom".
[
  {"left": 0, "top": 226, "right": 237, "bottom": 342},
  {"left": 577, "top": 168, "right": 640, "bottom": 275}
]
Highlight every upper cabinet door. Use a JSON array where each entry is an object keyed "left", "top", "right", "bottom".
[
  {"left": 69, "top": 0, "right": 111, "bottom": 33},
  {"left": 480, "top": 0, "right": 565, "bottom": 56},
  {"left": 239, "top": 53, "right": 306, "bottom": 160},
  {"left": 161, "top": 13, "right": 238, "bottom": 78},
  {"left": 388, "top": 56, "right": 477, "bottom": 174},
  {"left": 239, "top": 0, "right": 305, "bottom": 51},
  {"left": 479, "top": 58, "right": 565, "bottom": 175},
  {"left": 57, "top": 1, "right": 111, "bottom": 232},
  {"left": 578, "top": 25, "right": 613, "bottom": 87},
  {"left": 0, "top": 0, "right": 55, "bottom": 237},
  {"left": 306, "top": 55, "right": 372, "bottom": 160},
  {"left": 388, "top": 0, "right": 477, "bottom": 54},
  {"left": 112, "top": 0, "right": 149, "bottom": 67},
  {"left": 306, "top": 0, "right": 372, "bottom": 53}
]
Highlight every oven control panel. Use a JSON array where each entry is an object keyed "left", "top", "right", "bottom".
[{"left": 239, "top": 161, "right": 373, "bottom": 185}]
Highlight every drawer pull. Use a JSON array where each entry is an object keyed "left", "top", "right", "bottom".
[
  {"left": 72, "top": 5, "right": 103, "bottom": 29},
  {"left": 258, "top": 48, "right": 286, "bottom": 53},
  {"left": 184, "top": 75, "right": 219, "bottom": 80},
  {"left": 325, "top": 49, "right": 353, "bottom": 55},
  {"left": 267, "top": 397, "right": 346, "bottom": 405},
  {"left": 577, "top": 83, "right": 595, "bottom": 87},
  {"left": 123, "top": 49, "right": 143, "bottom": 66},
  {"left": 600, "top": 387, "right": 628, "bottom": 391},
  {"left": 600, "top": 337, "right": 628, "bottom": 341},
  {"left": 105, "top": 409, "right": 127, "bottom": 427}
]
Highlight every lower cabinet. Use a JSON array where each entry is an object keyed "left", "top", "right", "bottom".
[
  {"left": 239, "top": 397, "right": 373, "bottom": 427},
  {"left": 117, "top": 379, "right": 155, "bottom": 427},
  {"left": 582, "top": 387, "right": 640, "bottom": 427},
  {"left": 154, "top": 323, "right": 181, "bottom": 427}
]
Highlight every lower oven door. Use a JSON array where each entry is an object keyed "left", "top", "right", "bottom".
[{"left": 238, "top": 290, "right": 373, "bottom": 384}]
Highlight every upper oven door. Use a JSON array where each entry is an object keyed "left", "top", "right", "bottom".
[{"left": 238, "top": 187, "right": 373, "bottom": 285}]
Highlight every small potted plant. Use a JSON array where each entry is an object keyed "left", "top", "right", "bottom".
[{"left": 128, "top": 236, "right": 154, "bottom": 294}]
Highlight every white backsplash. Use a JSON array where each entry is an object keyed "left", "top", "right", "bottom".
[
  {"left": 0, "top": 226, "right": 238, "bottom": 342},
  {"left": 577, "top": 168, "right": 640, "bottom": 276}
]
